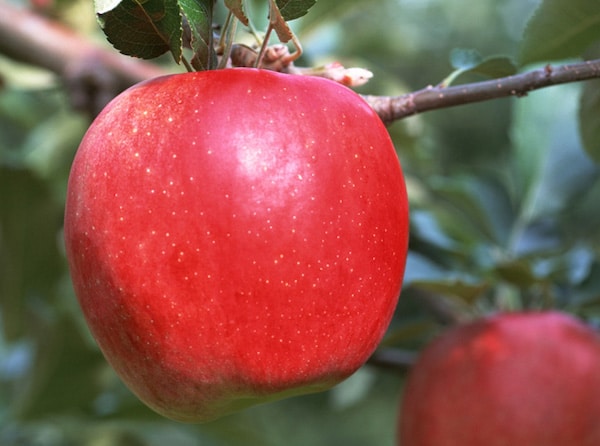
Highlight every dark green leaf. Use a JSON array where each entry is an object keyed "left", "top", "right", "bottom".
[
  {"left": 472, "top": 57, "right": 518, "bottom": 78},
  {"left": 413, "top": 281, "right": 490, "bottom": 305},
  {"left": 0, "top": 169, "right": 64, "bottom": 341},
  {"left": 12, "top": 315, "right": 106, "bottom": 419},
  {"left": 429, "top": 173, "right": 515, "bottom": 246},
  {"left": 96, "top": 0, "right": 183, "bottom": 61},
  {"left": 178, "top": 0, "right": 215, "bottom": 70},
  {"left": 579, "top": 79, "right": 600, "bottom": 163},
  {"left": 276, "top": 0, "right": 317, "bottom": 21},
  {"left": 494, "top": 260, "right": 539, "bottom": 287},
  {"left": 519, "top": 0, "right": 600, "bottom": 64}
]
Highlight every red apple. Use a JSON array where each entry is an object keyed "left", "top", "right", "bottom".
[
  {"left": 64, "top": 68, "right": 409, "bottom": 422},
  {"left": 398, "top": 311, "right": 600, "bottom": 446}
]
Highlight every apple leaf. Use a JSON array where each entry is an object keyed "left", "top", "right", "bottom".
[
  {"left": 511, "top": 82, "right": 598, "bottom": 228},
  {"left": 276, "top": 0, "right": 317, "bottom": 21},
  {"left": 442, "top": 49, "right": 517, "bottom": 86},
  {"left": 470, "top": 56, "right": 518, "bottom": 78},
  {"left": 178, "top": 0, "right": 216, "bottom": 70},
  {"left": 519, "top": 0, "right": 600, "bottom": 64},
  {"left": 224, "top": 0, "right": 249, "bottom": 25},
  {"left": 96, "top": 0, "right": 183, "bottom": 61},
  {"left": 268, "top": 0, "right": 293, "bottom": 43},
  {"left": 579, "top": 79, "right": 600, "bottom": 163},
  {"left": 449, "top": 47, "right": 482, "bottom": 69}
]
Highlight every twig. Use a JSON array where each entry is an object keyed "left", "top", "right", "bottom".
[{"left": 363, "top": 61, "right": 600, "bottom": 124}]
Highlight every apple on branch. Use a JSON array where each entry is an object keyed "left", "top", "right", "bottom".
[{"left": 64, "top": 68, "right": 409, "bottom": 422}]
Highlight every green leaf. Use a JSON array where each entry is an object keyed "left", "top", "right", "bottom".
[
  {"left": 472, "top": 57, "right": 518, "bottom": 78},
  {"left": 450, "top": 48, "right": 482, "bottom": 69},
  {"left": 276, "top": 0, "right": 317, "bottom": 21},
  {"left": 224, "top": 0, "right": 249, "bottom": 25},
  {"left": 510, "top": 82, "right": 598, "bottom": 225},
  {"left": 0, "top": 168, "right": 64, "bottom": 340},
  {"left": 178, "top": 0, "right": 215, "bottom": 70},
  {"left": 329, "top": 367, "right": 377, "bottom": 410},
  {"left": 579, "top": 79, "right": 600, "bottom": 163},
  {"left": 412, "top": 280, "right": 490, "bottom": 305},
  {"left": 96, "top": 0, "right": 183, "bottom": 61},
  {"left": 443, "top": 49, "right": 517, "bottom": 86},
  {"left": 519, "top": 0, "right": 600, "bottom": 64},
  {"left": 428, "top": 173, "right": 515, "bottom": 246},
  {"left": 494, "top": 259, "right": 539, "bottom": 288}
]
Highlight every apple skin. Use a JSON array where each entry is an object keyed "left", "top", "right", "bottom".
[
  {"left": 398, "top": 311, "right": 600, "bottom": 446},
  {"left": 64, "top": 68, "right": 409, "bottom": 422}
]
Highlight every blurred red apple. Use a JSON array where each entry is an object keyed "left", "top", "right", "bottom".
[
  {"left": 398, "top": 311, "right": 600, "bottom": 445},
  {"left": 64, "top": 68, "right": 409, "bottom": 422}
]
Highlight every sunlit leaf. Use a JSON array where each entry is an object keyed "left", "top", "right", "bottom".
[
  {"left": 519, "top": 0, "right": 600, "bottom": 64},
  {"left": 96, "top": 0, "right": 183, "bottom": 61}
]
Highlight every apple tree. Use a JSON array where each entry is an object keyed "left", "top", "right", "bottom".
[{"left": 2, "top": 0, "right": 600, "bottom": 445}]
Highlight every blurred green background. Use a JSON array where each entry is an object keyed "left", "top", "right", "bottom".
[{"left": 2, "top": 0, "right": 600, "bottom": 444}]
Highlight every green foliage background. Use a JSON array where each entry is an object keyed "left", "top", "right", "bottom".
[{"left": 2, "top": 0, "right": 600, "bottom": 444}]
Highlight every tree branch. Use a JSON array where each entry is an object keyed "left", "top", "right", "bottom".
[
  {"left": 0, "top": 0, "right": 167, "bottom": 115},
  {"left": 2, "top": 0, "right": 600, "bottom": 121},
  {"left": 363, "top": 61, "right": 600, "bottom": 124}
]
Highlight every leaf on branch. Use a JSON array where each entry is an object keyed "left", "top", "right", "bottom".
[
  {"left": 441, "top": 49, "right": 517, "bottom": 87},
  {"left": 276, "top": 0, "right": 317, "bottom": 21},
  {"left": 450, "top": 47, "right": 483, "bottom": 69},
  {"left": 224, "top": 0, "right": 249, "bottom": 25},
  {"left": 579, "top": 79, "right": 600, "bottom": 163},
  {"left": 519, "top": 0, "right": 600, "bottom": 65},
  {"left": 95, "top": 0, "right": 183, "bottom": 61},
  {"left": 268, "top": 0, "right": 294, "bottom": 43},
  {"left": 472, "top": 57, "right": 518, "bottom": 78},
  {"left": 178, "top": 0, "right": 215, "bottom": 70}
]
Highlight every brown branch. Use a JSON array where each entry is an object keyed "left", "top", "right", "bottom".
[
  {"left": 364, "top": 60, "right": 600, "bottom": 124},
  {"left": 0, "top": 0, "right": 168, "bottom": 115}
]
